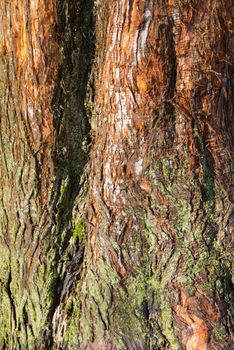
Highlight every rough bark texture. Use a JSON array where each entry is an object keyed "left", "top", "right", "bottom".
[
  {"left": 0, "top": 0, "right": 94, "bottom": 348},
  {"left": 0, "top": 0, "right": 233, "bottom": 350}
]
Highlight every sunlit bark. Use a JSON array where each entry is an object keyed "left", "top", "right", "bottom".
[{"left": 0, "top": 1, "right": 233, "bottom": 349}]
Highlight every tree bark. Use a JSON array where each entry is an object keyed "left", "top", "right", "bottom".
[{"left": 0, "top": 1, "right": 233, "bottom": 349}]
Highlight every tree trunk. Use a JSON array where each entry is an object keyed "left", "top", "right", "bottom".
[{"left": 0, "top": 1, "right": 233, "bottom": 349}]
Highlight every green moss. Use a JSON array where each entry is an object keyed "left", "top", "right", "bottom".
[
  {"left": 0, "top": 291, "right": 11, "bottom": 346},
  {"left": 174, "top": 199, "right": 190, "bottom": 236},
  {"left": 212, "top": 324, "right": 227, "bottom": 342},
  {"left": 65, "top": 300, "right": 82, "bottom": 348},
  {"left": 114, "top": 271, "right": 148, "bottom": 336},
  {"left": 66, "top": 257, "right": 119, "bottom": 346},
  {"left": 160, "top": 300, "right": 178, "bottom": 349},
  {"left": 60, "top": 177, "right": 69, "bottom": 195},
  {"left": 73, "top": 218, "right": 85, "bottom": 243},
  {"left": 148, "top": 265, "right": 179, "bottom": 350},
  {"left": 66, "top": 298, "right": 74, "bottom": 316},
  {"left": 143, "top": 126, "right": 232, "bottom": 348}
]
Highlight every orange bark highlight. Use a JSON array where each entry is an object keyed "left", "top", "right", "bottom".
[
  {"left": 0, "top": 0, "right": 59, "bottom": 205},
  {"left": 175, "top": 290, "right": 221, "bottom": 350}
]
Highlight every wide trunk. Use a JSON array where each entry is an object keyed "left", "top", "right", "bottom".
[{"left": 0, "top": 1, "right": 233, "bottom": 349}]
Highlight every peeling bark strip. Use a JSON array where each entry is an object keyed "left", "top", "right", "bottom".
[{"left": 0, "top": 0, "right": 233, "bottom": 349}]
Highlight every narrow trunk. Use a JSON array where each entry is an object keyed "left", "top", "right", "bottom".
[{"left": 0, "top": 1, "right": 233, "bottom": 350}]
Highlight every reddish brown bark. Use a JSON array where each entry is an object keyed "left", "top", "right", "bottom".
[
  {"left": 0, "top": 1, "right": 233, "bottom": 349},
  {"left": 72, "top": 1, "right": 234, "bottom": 349},
  {"left": 0, "top": 1, "right": 60, "bottom": 347},
  {"left": 0, "top": 0, "right": 93, "bottom": 348}
]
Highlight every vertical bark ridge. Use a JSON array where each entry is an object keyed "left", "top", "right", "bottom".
[
  {"left": 0, "top": 1, "right": 59, "bottom": 347},
  {"left": 67, "top": 1, "right": 180, "bottom": 349},
  {"left": 0, "top": 0, "right": 94, "bottom": 348},
  {"left": 61, "top": 1, "right": 234, "bottom": 349}
]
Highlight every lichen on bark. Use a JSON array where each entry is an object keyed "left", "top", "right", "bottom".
[{"left": 0, "top": 0, "right": 234, "bottom": 349}]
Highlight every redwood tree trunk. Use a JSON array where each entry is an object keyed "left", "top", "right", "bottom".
[{"left": 0, "top": 1, "right": 233, "bottom": 349}]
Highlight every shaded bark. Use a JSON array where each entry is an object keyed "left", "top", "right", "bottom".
[{"left": 0, "top": 0, "right": 234, "bottom": 349}]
